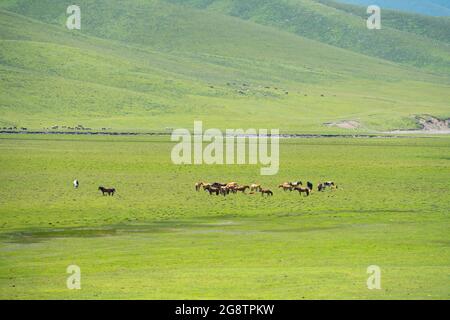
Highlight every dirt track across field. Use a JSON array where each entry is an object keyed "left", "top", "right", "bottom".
[{"left": 0, "top": 130, "right": 433, "bottom": 139}]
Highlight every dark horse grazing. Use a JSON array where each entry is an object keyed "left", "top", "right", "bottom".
[
  {"left": 261, "top": 189, "right": 273, "bottom": 197},
  {"left": 204, "top": 185, "right": 220, "bottom": 195},
  {"left": 294, "top": 186, "right": 310, "bottom": 196},
  {"left": 211, "top": 182, "right": 226, "bottom": 188},
  {"left": 234, "top": 185, "right": 250, "bottom": 194},
  {"left": 98, "top": 186, "right": 116, "bottom": 196},
  {"left": 220, "top": 186, "right": 230, "bottom": 196}
]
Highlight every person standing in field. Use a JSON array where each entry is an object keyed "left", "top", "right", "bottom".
[{"left": 73, "top": 179, "right": 79, "bottom": 189}]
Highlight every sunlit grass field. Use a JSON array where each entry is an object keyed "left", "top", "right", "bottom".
[{"left": 0, "top": 134, "right": 449, "bottom": 299}]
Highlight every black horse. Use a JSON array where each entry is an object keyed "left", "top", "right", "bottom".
[
  {"left": 211, "top": 182, "right": 226, "bottom": 189},
  {"left": 98, "top": 186, "right": 116, "bottom": 196},
  {"left": 204, "top": 185, "right": 220, "bottom": 195}
]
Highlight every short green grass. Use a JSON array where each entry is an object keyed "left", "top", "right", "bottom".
[{"left": 0, "top": 134, "right": 449, "bottom": 299}]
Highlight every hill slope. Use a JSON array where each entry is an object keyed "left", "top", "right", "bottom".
[
  {"left": 164, "top": 0, "right": 450, "bottom": 73},
  {"left": 0, "top": 0, "right": 449, "bottom": 133},
  {"left": 319, "top": 0, "right": 450, "bottom": 44}
]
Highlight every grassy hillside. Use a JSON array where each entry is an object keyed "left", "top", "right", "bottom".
[
  {"left": 0, "top": 0, "right": 449, "bottom": 132},
  {"left": 167, "top": 0, "right": 450, "bottom": 73},
  {"left": 319, "top": 0, "right": 450, "bottom": 44}
]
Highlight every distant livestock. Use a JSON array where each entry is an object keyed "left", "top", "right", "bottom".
[
  {"left": 98, "top": 186, "right": 116, "bottom": 196},
  {"left": 250, "top": 184, "right": 262, "bottom": 192},
  {"left": 261, "top": 189, "right": 273, "bottom": 197},
  {"left": 195, "top": 179, "right": 339, "bottom": 198},
  {"left": 279, "top": 183, "right": 293, "bottom": 191},
  {"left": 294, "top": 186, "right": 310, "bottom": 197}
]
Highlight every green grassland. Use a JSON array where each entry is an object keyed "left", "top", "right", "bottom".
[
  {"left": 0, "top": 0, "right": 449, "bottom": 132},
  {"left": 0, "top": 135, "right": 449, "bottom": 299},
  {"left": 0, "top": 0, "right": 449, "bottom": 300}
]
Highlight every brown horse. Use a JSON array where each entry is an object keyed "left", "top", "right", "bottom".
[
  {"left": 98, "top": 186, "right": 115, "bottom": 196},
  {"left": 261, "top": 189, "right": 273, "bottom": 197},
  {"left": 195, "top": 182, "right": 205, "bottom": 192},
  {"left": 279, "top": 183, "right": 293, "bottom": 191},
  {"left": 220, "top": 186, "right": 230, "bottom": 196},
  {"left": 250, "top": 184, "right": 262, "bottom": 192},
  {"left": 234, "top": 185, "right": 249, "bottom": 194},
  {"left": 226, "top": 182, "right": 239, "bottom": 188},
  {"left": 294, "top": 186, "right": 310, "bottom": 196},
  {"left": 228, "top": 186, "right": 238, "bottom": 194},
  {"left": 202, "top": 183, "right": 212, "bottom": 191}
]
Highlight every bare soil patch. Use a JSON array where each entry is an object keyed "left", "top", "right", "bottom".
[{"left": 323, "top": 120, "right": 361, "bottom": 129}]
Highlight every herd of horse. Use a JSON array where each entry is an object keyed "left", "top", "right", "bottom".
[
  {"left": 195, "top": 181, "right": 337, "bottom": 197},
  {"left": 95, "top": 181, "right": 338, "bottom": 198}
]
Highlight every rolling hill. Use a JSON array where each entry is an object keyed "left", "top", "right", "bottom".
[
  {"left": 319, "top": 0, "right": 450, "bottom": 44},
  {"left": 0, "top": 0, "right": 449, "bottom": 133},
  {"left": 166, "top": 0, "right": 450, "bottom": 72}
]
